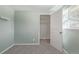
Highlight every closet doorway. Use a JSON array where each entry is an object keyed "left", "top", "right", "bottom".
[{"left": 40, "top": 15, "right": 50, "bottom": 44}]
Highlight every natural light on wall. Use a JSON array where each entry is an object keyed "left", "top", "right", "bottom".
[
  {"left": 63, "top": 5, "right": 79, "bottom": 53},
  {"left": 63, "top": 6, "right": 79, "bottom": 29}
]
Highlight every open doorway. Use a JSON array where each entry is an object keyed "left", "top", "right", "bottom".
[{"left": 40, "top": 15, "right": 50, "bottom": 44}]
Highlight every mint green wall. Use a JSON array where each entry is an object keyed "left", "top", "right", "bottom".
[
  {"left": 63, "top": 29, "right": 79, "bottom": 54},
  {"left": 14, "top": 11, "right": 40, "bottom": 44},
  {"left": 0, "top": 6, "right": 14, "bottom": 53}
]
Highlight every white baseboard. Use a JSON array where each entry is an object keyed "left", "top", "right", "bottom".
[
  {"left": 63, "top": 49, "right": 69, "bottom": 54},
  {"left": 15, "top": 43, "right": 40, "bottom": 45},
  {"left": 0, "top": 44, "right": 15, "bottom": 54}
]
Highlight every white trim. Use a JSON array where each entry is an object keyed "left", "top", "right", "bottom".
[
  {"left": 40, "top": 13, "right": 50, "bottom": 15},
  {"left": 40, "top": 38, "right": 50, "bottom": 40},
  {"left": 0, "top": 44, "right": 15, "bottom": 54},
  {"left": 15, "top": 43, "right": 40, "bottom": 45},
  {"left": 39, "top": 16, "right": 40, "bottom": 44},
  {"left": 63, "top": 49, "right": 69, "bottom": 54}
]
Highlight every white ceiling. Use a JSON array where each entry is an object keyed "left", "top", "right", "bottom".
[
  {"left": 8, "top": 5, "right": 55, "bottom": 14},
  {"left": 0, "top": 5, "right": 64, "bottom": 14}
]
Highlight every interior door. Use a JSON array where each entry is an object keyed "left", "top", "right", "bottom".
[{"left": 50, "top": 9, "right": 63, "bottom": 52}]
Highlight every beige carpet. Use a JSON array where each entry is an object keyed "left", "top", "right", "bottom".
[{"left": 4, "top": 40, "right": 63, "bottom": 54}]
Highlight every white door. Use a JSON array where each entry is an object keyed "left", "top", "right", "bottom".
[{"left": 50, "top": 9, "right": 63, "bottom": 52}]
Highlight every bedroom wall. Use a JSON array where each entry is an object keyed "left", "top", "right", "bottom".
[
  {"left": 0, "top": 6, "right": 14, "bottom": 53},
  {"left": 14, "top": 11, "right": 40, "bottom": 44},
  {"left": 63, "top": 29, "right": 79, "bottom": 53}
]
